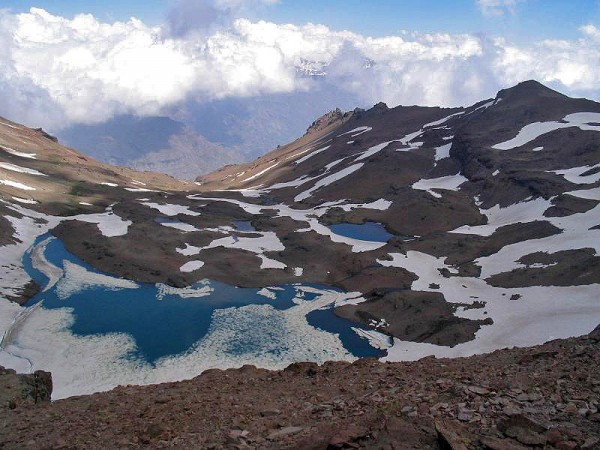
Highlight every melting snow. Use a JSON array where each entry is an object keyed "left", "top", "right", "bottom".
[
  {"left": 423, "top": 111, "right": 465, "bottom": 129},
  {"left": 492, "top": 112, "right": 600, "bottom": 150},
  {"left": 378, "top": 250, "right": 600, "bottom": 362},
  {"left": 179, "top": 261, "right": 204, "bottom": 272},
  {"left": 434, "top": 143, "right": 452, "bottom": 162},
  {"left": 142, "top": 202, "right": 200, "bottom": 217},
  {"left": 1, "top": 146, "right": 36, "bottom": 159},
  {"left": 12, "top": 197, "right": 37, "bottom": 204},
  {"left": 339, "top": 126, "right": 372, "bottom": 137},
  {"left": 295, "top": 146, "right": 331, "bottom": 165},
  {"left": 549, "top": 163, "right": 600, "bottom": 185},
  {"left": 240, "top": 162, "right": 279, "bottom": 182},
  {"left": 411, "top": 173, "right": 468, "bottom": 199},
  {"left": 0, "top": 179, "right": 36, "bottom": 190},
  {"left": 354, "top": 141, "right": 397, "bottom": 162},
  {"left": 295, "top": 163, "right": 364, "bottom": 202},
  {"left": 176, "top": 244, "right": 202, "bottom": 256}
]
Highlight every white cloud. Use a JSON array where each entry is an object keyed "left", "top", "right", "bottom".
[
  {"left": 476, "top": 0, "right": 519, "bottom": 16},
  {"left": 0, "top": 8, "right": 598, "bottom": 130}
]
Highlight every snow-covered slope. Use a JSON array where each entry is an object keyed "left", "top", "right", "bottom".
[{"left": 0, "top": 80, "right": 598, "bottom": 398}]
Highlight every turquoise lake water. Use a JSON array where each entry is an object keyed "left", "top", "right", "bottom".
[
  {"left": 328, "top": 221, "right": 394, "bottom": 242},
  {"left": 22, "top": 235, "right": 384, "bottom": 365}
]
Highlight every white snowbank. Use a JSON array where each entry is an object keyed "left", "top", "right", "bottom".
[
  {"left": 1, "top": 146, "right": 36, "bottom": 159},
  {"left": 493, "top": 112, "right": 600, "bottom": 150},
  {"left": 295, "top": 145, "right": 331, "bottom": 165},
  {"left": 0, "top": 179, "right": 36, "bottom": 190},
  {"left": 142, "top": 201, "right": 200, "bottom": 217},
  {"left": 12, "top": 197, "right": 37, "bottom": 204},
  {"left": 565, "top": 187, "right": 600, "bottom": 201},
  {"left": 450, "top": 197, "right": 551, "bottom": 237},
  {"left": 378, "top": 250, "right": 600, "bottom": 362},
  {"left": 549, "top": 163, "right": 600, "bottom": 185},
  {"left": 176, "top": 243, "right": 202, "bottom": 256},
  {"left": 158, "top": 220, "right": 199, "bottom": 232},
  {"left": 0, "top": 162, "right": 46, "bottom": 176},
  {"left": 423, "top": 111, "right": 464, "bottom": 129},
  {"left": 412, "top": 173, "right": 468, "bottom": 199},
  {"left": 339, "top": 126, "right": 372, "bottom": 137},
  {"left": 179, "top": 260, "right": 204, "bottom": 272},
  {"left": 240, "top": 162, "right": 278, "bottom": 182},
  {"left": 295, "top": 163, "right": 364, "bottom": 202},
  {"left": 354, "top": 141, "right": 397, "bottom": 162},
  {"left": 434, "top": 143, "right": 452, "bottom": 162},
  {"left": 71, "top": 209, "right": 132, "bottom": 237}
]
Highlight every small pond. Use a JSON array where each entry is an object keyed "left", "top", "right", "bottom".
[{"left": 328, "top": 221, "right": 395, "bottom": 242}]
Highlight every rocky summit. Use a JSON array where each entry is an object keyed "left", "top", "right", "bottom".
[{"left": 0, "top": 80, "right": 598, "bottom": 447}]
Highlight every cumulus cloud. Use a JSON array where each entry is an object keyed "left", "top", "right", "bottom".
[
  {"left": 0, "top": 7, "right": 598, "bottom": 130},
  {"left": 476, "top": 0, "right": 519, "bottom": 16}
]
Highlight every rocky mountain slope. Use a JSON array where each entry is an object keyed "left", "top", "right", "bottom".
[
  {"left": 1, "top": 326, "right": 598, "bottom": 449},
  {"left": 0, "top": 80, "right": 598, "bottom": 402},
  {"left": 57, "top": 115, "right": 245, "bottom": 180}
]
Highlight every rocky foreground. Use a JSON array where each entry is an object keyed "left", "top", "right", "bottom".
[{"left": 1, "top": 327, "right": 599, "bottom": 450}]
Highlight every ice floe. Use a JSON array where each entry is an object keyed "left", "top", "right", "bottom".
[{"left": 56, "top": 261, "right": 138, "bottom": 300}]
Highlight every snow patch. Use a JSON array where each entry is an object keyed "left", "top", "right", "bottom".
[
  {"left": 492, "top": 112, "right": 600, "bottom": 150},
  {"left": 1, "top": 146, "right": 36, "bottom": 159},
  {"left": 0, "top": 179, "right": 36, "bottom": 190},
  {"left": 179, "top": 261, "right": 204, "bottom": 272},
  {"left": 412, "top": 173, "right": 468, "bottom": 199},
  {"left": 142, "top": 202, "right": 200, "bottom": 217}
]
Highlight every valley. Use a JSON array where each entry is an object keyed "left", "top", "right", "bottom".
[{"left": 0, "top": 80, "right": 598, "bottom": 411}]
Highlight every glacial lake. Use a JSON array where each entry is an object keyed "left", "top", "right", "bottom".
[
  {"left": 328, "top": 221, "right": 395, "bottom": 242},
  {"left": 20, "top": 234, "right": 384, "bottom": 366}
]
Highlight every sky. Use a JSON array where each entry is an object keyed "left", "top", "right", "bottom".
[{"left": 0, "top": 0, "right": 599, "bottom": 130}]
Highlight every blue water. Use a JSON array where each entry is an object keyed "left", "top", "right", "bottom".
[
  {"left": 233, "top": 220, "right": 256, "bottom": 232},
  {"left": 22, "top": 235, "right": 382, "bottom": 364},
  {"left": 328, "top": 222, "right": 394, "bottom": 242}
]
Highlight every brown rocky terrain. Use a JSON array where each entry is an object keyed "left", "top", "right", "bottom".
[{"left": 1, "top": 326, "right": 599, "bottom": 449}]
